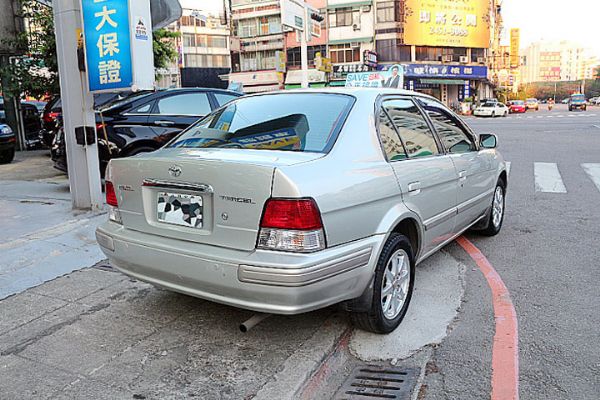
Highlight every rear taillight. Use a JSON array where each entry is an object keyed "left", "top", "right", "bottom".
[
  {"left": 105, "top": 181, "right": 118, "bottom": 206},
  {"left": 105, "top": 181, "right": 122, "bottom": 224},
  {"left": 257, "top": 198, "right": 326, "bottom": 253},
  {"left": 43, "top": 111, "right": 60, "bottom": 123}
]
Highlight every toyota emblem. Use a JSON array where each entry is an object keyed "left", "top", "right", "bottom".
[{"left": 168, "top": 165, "right": 182, "bottom": 177}]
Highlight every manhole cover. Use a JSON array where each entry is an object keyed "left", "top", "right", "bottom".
[{"left": 333, "top": 365, "right": 420, "bottom": 400}]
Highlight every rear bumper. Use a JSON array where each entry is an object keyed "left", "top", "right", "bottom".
[{"left": 96, "top": 222, "right": 384, "bottom": 314}]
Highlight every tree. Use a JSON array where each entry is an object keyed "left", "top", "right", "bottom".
[
  {"left": 0, "top": 0, "right": 59, "bottom": 99},
  {"left": 153, "top": 29, "right": 180, "bottom": 70}
]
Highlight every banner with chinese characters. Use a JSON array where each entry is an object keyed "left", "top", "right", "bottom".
[
  {"left": 81, "top": 0, "right": 154, "bottom": 92},
  {"left": 403, "top": 0, "right": 491, "bottom": 48},
  {"left": 346, "top": 65, "right": 404, "bottom": 89}
]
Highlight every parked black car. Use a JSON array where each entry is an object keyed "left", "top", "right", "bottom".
[
  {"left": 52, "top": 88, "right": 242, "bottom": 176},
  {"left": 0, "top": 123, "right": 17, "bottom": 164},
  {"left": 40, "top": 92, "right": 141, "bottom": 148},
  {"left": 0, "top": 100, "right": 43, "bottom": 149}
]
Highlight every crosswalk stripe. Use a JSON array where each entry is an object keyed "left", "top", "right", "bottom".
[
  {"left": 506, "top": 162, "right": 511, "bottom": 176},
  {"left": 534, "top": 163, "right": 567, "bottom": 193},
  {"left": 581, "top": 164, "right": 600, "bottom": 193}
]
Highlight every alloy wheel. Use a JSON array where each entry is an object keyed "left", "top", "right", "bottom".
[
  {"left": 492, "top": 186, "right": 504, "bottom": 228},
  {"left": 381, "top": 249, "right": 411, "bottom": 320}
]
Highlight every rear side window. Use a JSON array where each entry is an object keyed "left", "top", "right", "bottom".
[
  {"left": 378, "top": 108, "right": 407, "bottom": 161},
  {"left": 214, "top": 93, "right": 239, "bottom": 106},
  {"left": 169, "top": 93, "right": 354, "bottom": 153},
  {"left": 155, "top": 93, "right": 212, "bottom": 116},
  {"left": 382, "top": 98, "right": 439, "bottom": 158}
]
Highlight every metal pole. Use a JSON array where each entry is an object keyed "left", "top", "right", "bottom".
[
  {"left": 53, "top": 0, "right": 102, "bottom": 211},
  {"left": 300, "top": 6, "right": 308, "bottom": 89}
]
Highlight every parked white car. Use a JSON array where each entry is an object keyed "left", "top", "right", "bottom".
[
  {"left": 474, "top": 102, "right": 509, "bottom": 117},
  {"left": 96, "top": 89, "right": 508, "bottom": 333}
]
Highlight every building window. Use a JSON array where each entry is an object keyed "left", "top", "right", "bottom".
[
  {"left": 330, "top": 43, "right": 361, "bottom": 64},
  {"left": 181, "top": 16, "right": 206, "bottom": 27},
  {"left": 286, "top": 45, "right": 327, "bottom": 68},
  {"left": 329, "top": 7, "right": 355, "bottom": 27},
  {"left": 240, "top": 50, "right": 277, "bottom": 71},
  {"left": 377, "top": 1, "right": 398, "bottom": 23},
  {"left": 416, "top": 47, "right": 467, "bottom": 62},
  {"left": 184, "top": 54, "right": 230, "bottom": 68},
  {"left": 471, "top": 48, "right": 485, "bottom": 63},
  {"left": 376, "top": 39, "right": 411, "bottom": 62}
]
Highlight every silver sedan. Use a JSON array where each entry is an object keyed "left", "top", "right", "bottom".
[{"left": 96, "top": 89, "right": 507, "bottom": 333}]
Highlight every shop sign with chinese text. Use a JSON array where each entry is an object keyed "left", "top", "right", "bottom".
[
  {"left": 81, "top": 0, "right": 154, "bottom": 92},
  {"left": 403, "top": 0, "right": 490, "bottom": 48},
  {"left": 403, "top": 63, "right": 487, "bottom": 79}
]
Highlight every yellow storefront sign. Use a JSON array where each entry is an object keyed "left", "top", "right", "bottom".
[
  {"left": 510, "top": 28, "right": 520, "bottom": 68},
  {"left": 403, "top": 0, "right": 491, "bottom": 48}
]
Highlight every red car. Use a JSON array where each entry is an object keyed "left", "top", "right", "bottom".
[{"left": 509, "top": 100, "right": 526, "bottom": 113}]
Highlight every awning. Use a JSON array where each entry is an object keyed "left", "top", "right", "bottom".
[
  {"left": 329, "top": 37, "right": 373, "bottom": 45},
  {"left": 329, "top": 80, "right": 346, "bottom": 87},
  {"left": 284, "top": 69, "right": 327, "bottom": 85},
  {"left": 420, "top": 79, "right": 468, "bottom": 85},
  {"left": 327, "top": 1, "right": 372, "bottom": 9},
  {"left": 285, "top": 83, "right": 327, "bottom": 89}
]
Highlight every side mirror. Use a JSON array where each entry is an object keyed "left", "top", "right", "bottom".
[{"left": 480, "top": 133, "right": 497, "bottom": 149}]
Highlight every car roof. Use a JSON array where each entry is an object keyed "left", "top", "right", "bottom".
[{"left": 243, "top": 87, "right": 441, "bottom": 103}]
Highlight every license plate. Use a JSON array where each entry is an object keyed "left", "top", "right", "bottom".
[{"left": 157, "top": 192, "right": 203, "bottom": 228}]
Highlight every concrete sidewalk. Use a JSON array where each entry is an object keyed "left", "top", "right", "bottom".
[{"left": 0, "top": 178, "right": 106, "bottom": 300}]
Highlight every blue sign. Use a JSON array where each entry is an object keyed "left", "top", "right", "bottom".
[
  {"left": 402, "top": 63, "right": 487, "bottom": 80},
  {"left": 81, "top": 0, "right": 133, "bottom": 92}
]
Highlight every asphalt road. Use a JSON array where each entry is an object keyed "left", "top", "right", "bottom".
[{"left": 421, "top": 103, "right": 600, "bottom": 400}]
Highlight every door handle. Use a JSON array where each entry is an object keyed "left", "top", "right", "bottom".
[
  {"left": 154, "top": 120, "right": 175, "bottom": 126},
  {"left": 458, "top": 170, "right": 467, "bottom": 182},
  {"left": 407, "top": 181, "right": 421, "bottom": 195}
]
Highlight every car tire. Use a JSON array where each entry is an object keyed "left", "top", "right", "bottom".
[
  {"left": 479, "top": 179, "right": 506, "bottom": 236},
  {"left": 503, "top": 111, "right": 508, "bottom": 117},
  {"left": 491, "top": 112, "right": 495, "bottom": 118},
  {"left": 0, "top": 148, "right": 15, "bottom": 164},
  {"left": 350, "top": 233, "right": 415, "bottom": 334}
]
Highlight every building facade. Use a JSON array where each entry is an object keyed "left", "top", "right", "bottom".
[
  {"left": 521, "top": 40, "right": 598, "bottom": 83},
  {"left": 156, "top": 7, "right": 231, "bottom": 88}
]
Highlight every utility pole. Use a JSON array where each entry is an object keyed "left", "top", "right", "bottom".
[
  {"left": 300, "top": 6, "right": 309, "bottom": 89},
  {"left": 53, "top": 0, "right": 102, "bottom": 210}
]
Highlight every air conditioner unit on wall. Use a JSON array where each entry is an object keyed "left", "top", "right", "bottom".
[
  {"left": 477, "top": 57, "right": 485, "bottom": 64},
  {"left": 350, "top": 42, "right": 359, "bottom": 47},
  {"left": 442, "top": 55, "right": 452, "bottom": 62},
  {"left": 459, "top": 56, "right": 469, "bottom": 64},
  {"left": 361, "top": 5, "right": 371, "bottom": 12}
]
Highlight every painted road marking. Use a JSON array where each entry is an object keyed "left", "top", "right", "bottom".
[
  {"left": 534, "top": 162, "right": 567, "bottom": 193},
  {"left": 506, "top": 162, "right": 511, "bottom": 176},
  {"left": 457, "top": 237, "right": 519, "bottom": 400},
  {"left": 582, "top": 163, "right": 600, "bottom": 192}
]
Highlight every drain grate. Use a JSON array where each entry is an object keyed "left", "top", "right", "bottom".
[{"left": 333, "top": 365, "right": 420, "bottom": 400}]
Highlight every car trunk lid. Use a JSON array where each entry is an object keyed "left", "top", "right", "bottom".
[{"left": 108, "top": 148, "right": 323, "bottom": 251}]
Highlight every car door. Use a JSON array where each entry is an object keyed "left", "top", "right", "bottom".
[
  {"left": 416, "top": 97, "right": 495, "bottom": 233},
  {"left": 378, "top": 97, "right": 458, "bottom": 257},
  {"left": 148, "top": 91, "right": 213, "bottom": 144}
]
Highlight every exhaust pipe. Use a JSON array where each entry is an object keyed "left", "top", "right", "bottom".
[{"left": 240, "top": 313, "right": 272, "bottom": 333}]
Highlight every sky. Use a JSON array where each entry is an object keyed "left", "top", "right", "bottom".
[{"left": 500, "top": 0, "right": 600, "bottom": 56}]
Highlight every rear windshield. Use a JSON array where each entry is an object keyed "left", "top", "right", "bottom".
[
  {"left": 512, "top": 100, "right": 524, "bottom": 105},
  {"left": 168, "top": 93, "right": 354, "bottom": 153},
  {"left": 482, "top": 103, "right": 496, "bottom": 107},
  {"left": 571, "top": 94, "right": 585, "bottom": 101},
  {"left": 526, "top": 98, "right": 537, "bottom": 102}
]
